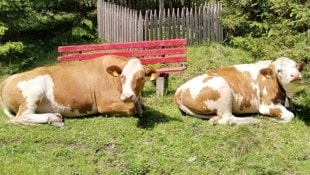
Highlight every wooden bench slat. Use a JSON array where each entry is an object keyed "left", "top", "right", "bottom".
[
  {"left": 58, "top": 39, "right": 186, "bottom": 53},
  {"left": 140, "top": 57, "right": 186, "bottom": 64},
  {"left": 58, "top": 53, "right": 103, "bottom": 62},
  {"left": 157, "top": 67, "right": 187, "bottom": 73},
  {"left": 59, "top": 54, "right": 186, "bottom": 65},
  {"left": 57, "top": 48, "right": 186, "bottom": 62}
]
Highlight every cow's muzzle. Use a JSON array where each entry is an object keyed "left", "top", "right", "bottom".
[
  {"left": 290, "top": 77, "right": 302, "bottom": 84},
  {"left": 120, "top": 93, "right": 137, "bottom": 102}
]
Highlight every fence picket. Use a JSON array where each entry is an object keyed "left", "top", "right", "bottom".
[
  {"left": 167, "top": 8, "right": 171, "bottom": 40},
  {"left": 181, "top": 8, "right": 185, "bottom": 38},
  {"left": 97, "top": 0, "right": 222, "bottom": 45}
]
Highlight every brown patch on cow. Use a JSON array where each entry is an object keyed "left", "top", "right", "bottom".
[
  {"left": 297, "top": 62, "right": 304, "bottom": 71},
  {"left": 51, "top": 56, "right": 128, "bottom": 115},
  {"left": 202, "top": 76, "right": 214, "bottom": 83},
  {"left": 209, "top": 67, "right": 256, "bottom": 111},
  {"left": 0, "top": 75, "right": 29, "bottom": 117},
  {"left": 131, "top": 70, "right": 145, "bottom": 97},
  {"left": 257, "top": 65, "right": 285, "bottom": 105},
  {"left": 174, "top": 90, "right": 182, "bottom": 106},
  {"left": 259, "top": 68, "right": 273, "bottom": 79},
  {"left": 178, "top": 87, "right": 220, "bottom": 115},
  {"left": 269, "top": 108, "right": 282, "bottom": 118},
  {"left": 201, "top": 86, "right": 220, "bottom": 101}
]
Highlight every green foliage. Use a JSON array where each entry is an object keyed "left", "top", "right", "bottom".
[
  {"left": 0, "top": 26, "right": 7, "bottom": 36},
  {"left": 0, "top": 41, "right": 24, "bottom": 56},
  {"left": 0, "top": 0, "right": 98, "bottom": 75},
  {"left": 222, "top": 0, "right": 309, "bottom": 64}
]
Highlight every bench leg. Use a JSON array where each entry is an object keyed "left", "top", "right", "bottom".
[{"left": 156, "top": 74, "right": 169, "bottom": 96}]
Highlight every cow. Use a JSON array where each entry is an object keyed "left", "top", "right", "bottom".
[
  {"left": 175, "top": 57, "right": 303, "bottom": 125},
  {"left": 0, "top": 55, "right": 158, "bottom": 127}
]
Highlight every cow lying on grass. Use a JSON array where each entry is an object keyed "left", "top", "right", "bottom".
[
  {"left": 175, "top": 57, "right": 303, "bottom": 125},
  {"left": 0, "top": 55, "right": 158, "bottom": 127}
]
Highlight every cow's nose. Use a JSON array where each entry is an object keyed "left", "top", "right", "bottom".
[
  {"left": 290, "top": 73, "right": 302, "bottom": 83},
  {"left": 291, "top": 73, "right": 302, "bottom": 79},
  {"left": 121, "top": 93, "right": 136, "bottom": 102}
]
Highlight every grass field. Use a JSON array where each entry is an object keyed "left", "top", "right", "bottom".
[{"left": 0, "top": 43, "right": 309, "bottom": 175}]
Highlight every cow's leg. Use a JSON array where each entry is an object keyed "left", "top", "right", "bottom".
[
  {"left": 97, "top": 101, "right": 136, "bottom": 116},
  {"left": 11, "top": 104, "right": 64, "bottom": 128},
  {"left": 134, "top": 98, "right": 143, "bottom": 117},
  {"left": 210, "top": 113, "right": 260, "bottom": 126},
  {"left": 259, "top": 104, "right": 294, "bottom": 123},
  {"left": 208, "top": 89, "right": 260, "bottom": 125}
]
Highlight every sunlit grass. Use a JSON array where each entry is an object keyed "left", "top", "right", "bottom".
[{"left": 0, "top": 43, "right": 309, "bottom": 174}]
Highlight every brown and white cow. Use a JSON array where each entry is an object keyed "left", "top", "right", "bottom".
[
  {"left": 175, "top": 57, "right": 303, "bottom": 125},
  {"left": 0, "top": 55, "right": 158, "bottom": 127}
]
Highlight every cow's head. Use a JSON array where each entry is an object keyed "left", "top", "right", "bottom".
[
  {"left": 271, "top": 57, "right": 303, "bottom": 97},
  {"left": 107, "top": 58, "right": 159, "bottom": 102}
]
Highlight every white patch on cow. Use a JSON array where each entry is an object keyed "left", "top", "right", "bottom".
[
  {"left": 190, "top": 75, "right": 212, "bottom": 100},
  {"left": 17, "top": 74, "right": 97, "bottom": 118},
  {"left": 3, "top": 109, "right": 14, "bottom": 118},
  {"left": 204, "top": 76, "right": 233, "bottom": 114},
  {"left": 273, "top": 57, "right": 302, "bottom": 97},
  {"left": 250, "top": 82, "right": 257, "bottom": 91},
  {"left": 120, "top": 58, "right": 144, "bottom": 101},
  {"left": 259, "top": 103, "right": 294, "bottom": 122},
  {"left": 262, "top": 87, "right": 268, "bottom": 96},
  {"left": 176, "top": 74, "right": 209, "bottom": 100},
  {"left": 178, "top": 104, "right": 195, "bottom": 116},
  {"left": 234, "top": 60, "right": 272, "bottom": 80},
  {"left": 17, "top": 75, "right": 51, "bottom": 112},
  {"left": 258, "top": 103, "right": 272, "bottom": 115},
  {"left": 16, "top": 75, "right": 60, "bottom": 124},
  {"left": 203, "top": 99, "right": 219, "bottom": 112}
]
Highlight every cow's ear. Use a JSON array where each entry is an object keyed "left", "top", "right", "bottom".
[
  {"left": 107, "top": 66, "right": 122, "bottom": 77},
  {"left": 145, "top": 69, "right": 159, "bottom": 81},
  {"left": 297, "top": 62, "right": 304, "bottom": 71},
  {"left": 260, "top": 68, "right": 273, "bottom": 79}
]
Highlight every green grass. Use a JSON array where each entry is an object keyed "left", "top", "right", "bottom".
[{"left": 0, "top": 43, "right": 309, "bottom": 175}]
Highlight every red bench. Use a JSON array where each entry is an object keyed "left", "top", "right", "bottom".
[{"left": 57, "top": 39, "right": 187, "bottom": 96}]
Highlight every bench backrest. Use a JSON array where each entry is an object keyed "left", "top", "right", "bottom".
[{"left": 58, "top": 39, "right": 187, "bottom": 73}]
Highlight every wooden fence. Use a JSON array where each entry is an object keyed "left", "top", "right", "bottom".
[{"left": 97, "top": 0, "right": 223, "bottom": 45}]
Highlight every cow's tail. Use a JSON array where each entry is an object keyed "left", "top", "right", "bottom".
[{"left": 0, "top": 77, "right": 15, "bottom": 118}]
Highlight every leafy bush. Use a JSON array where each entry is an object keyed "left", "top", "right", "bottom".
[
  {"left": 222, "top": 0, "right": 309, "bottom": 61},
  {"left": 0, "top": 0, "right": 98, "bottom": 75}
]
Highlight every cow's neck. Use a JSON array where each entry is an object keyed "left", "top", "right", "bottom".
[{"left": 276, "top": 77, "right": 293, "bottom": 109}]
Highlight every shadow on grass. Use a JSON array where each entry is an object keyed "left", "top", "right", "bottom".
[
  {"left": 293, "top": 85, "right": 310, "bottom": 126},
  {"left": 136, "top": 106, "right": 182, "bottom": 129},
  {"left": 63, "top": 106, "right": 181, "bottom": 129},
  {"left": 295, "top": 104, "right": 310, "bottom": 126}
]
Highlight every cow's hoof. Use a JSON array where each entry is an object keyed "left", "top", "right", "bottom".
[
  {"left": 51, "top": 121, "right": 65, "bottom": 128},
  {"left": 48, "top": 113, "right": 65, "bottom": 128},
  {"left": 208, "top": 116, "right": 220, "bottom": 125}
]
